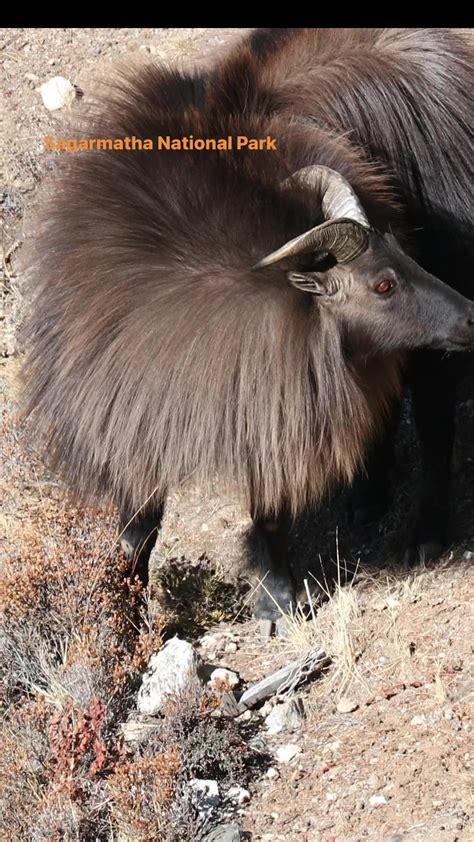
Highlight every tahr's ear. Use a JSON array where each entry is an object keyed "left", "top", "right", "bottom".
[{"left": 288, "top": 271, "right": 333, "bottom": 296}]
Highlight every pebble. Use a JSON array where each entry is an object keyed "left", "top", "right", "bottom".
[
  {"left": 248, "top": 735, "right": 266, "bottom": 752},
  {"left": 265, "top": 698, "right": 305, "bottom": 734},
  {"left": 266, "top": 766, "right": 280, "bottom": 780},
  {"left": 204, "top": 824, "right": 242, "bottom": 842},
  {"left": 372, "top": 597, "right": 387, "bottom": 611},
  {"left": 369, "top": 794, "right": 388, "bottom": 806},
  {"left": 323, "top": 740, "right": 341, "bottom": 754},
  {"left": 367, "top": 772, "right": 379, "bottom": 789},
  {"left": 208, "top": 668, "right": 240, "bottom": 690},
  {"left": 410, "top": 714, "right": 427, "bottom": 726},
  {"left": 260, "top": 700, "right": 275, "bottom": 717},
  {"left": 227, "top": 785, "right": 250, "bottom": 806},
  {"left": 39, "top": 76, "right": 76, "bottom": 111},
  {"left": 274, "top": 743, "right": 302, "bottom": 763},
  {"left": 336, "top": 698, "right": 359, "bottom": 714},
  {"left": 463, "top": 550, "right": 474, "bottom": 560},
  {"left": 225, "top": 641, "right": 238, "bottom": 653},
  {"left": 189, "top": 779, "right": 220, "bottom": 817}
]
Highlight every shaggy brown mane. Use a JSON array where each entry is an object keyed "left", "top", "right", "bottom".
[{"left": 22, "top": 28, "right": 472, "bottom": 519}]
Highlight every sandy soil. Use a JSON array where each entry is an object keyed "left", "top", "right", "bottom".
[{"left": 1, "top": 26, "right": 473, "bottom": 842}]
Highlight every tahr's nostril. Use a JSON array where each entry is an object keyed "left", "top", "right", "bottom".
[{"left": 469, "top": 314, "right": 474, "bottom": 327}]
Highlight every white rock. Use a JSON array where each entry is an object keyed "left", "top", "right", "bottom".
[
  {"left": 372, "top": 597, "right": 387, "bottom": 611},
  {"left": 227, "top": 784, "right": 250, "bottom": 805},
  {"left": 326, "top": 792, "right": 338, "bottom": 801},
  {"left": 336, "top": 698, "right": 359, "bottom": 714},
  {"left": 225, "top": 641, "right": 238, "bottom": 653},
  {"left": 265, "top": 698, "right": 305, "bottom": 734},
  {"left": 39, "top": 76, "right": 76, "bottom": 111},
  {"left": 260, "top": 700, "right": 274, "bottom": 717},
  {"left": 208, "top": 668, "right": 240, "bottom": 690},
  {"left": 385, "top": 595, "right": 400, "bottom": 610},
  {"left": 369, "top": 794, "right": 388, "bottom": 806},
  {"left": 323, "top": 740, "right": 341, "bottom": 754},
  {"left": 266, "top": 766, "right": 280, "bottom": 780},
  {"left": 410, "top": 714, "right": 427, "bottom": 726},
  {"left": 274, "top": 743, "right": 302, "bottom": 763},
  {"left": 200, "top": 633, "right": 220, "bottom": 653},
  {"left": 137, "top": 637, "right": 201, "bottom": 715},
  {"left": 463, "top": 550, "right": 474, "bottom": 560},
  {"left": 189, "top": 779, "right": 220, "bottom": 817}
]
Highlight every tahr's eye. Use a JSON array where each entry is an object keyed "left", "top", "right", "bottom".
[{"left": 374, "top": 278, "right": 396, "bottom": 295}]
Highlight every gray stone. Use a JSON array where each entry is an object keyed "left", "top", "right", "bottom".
[
  {"left": 336, "top": 697, "right": 359, "bottom": 714},
  {"left": 265, "top": 697, "right": 305, "bottom": 734},
  {"left": 204, "top": 824, "right": 242, "bottom": 842},
  {"left": 189, "top": 778, "right": 220, "bottom": 817},
  {"left": 274, "top": 743, "right": 302, "bottom": 763},
  {"left": 137, "top": 637, "right": 201, "bottom": 715},
  {"left": 227, "top": 784, "right": 250, "bottom": 805}
]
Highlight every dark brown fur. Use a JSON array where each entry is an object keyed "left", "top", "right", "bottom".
[{"left": 22, "top": 29, "right": 472, "bottom": 521}]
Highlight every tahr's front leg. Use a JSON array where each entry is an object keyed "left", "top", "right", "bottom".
[
  {"left": 349, "top": 401, "right": 402, "bottom": 528},
  {"left": 251, "top": 505, "right": 295, "bottom": 640},
  {"left": 119, "top": 503, "right": 166, "bottom": 585},
  {"left": 405, "top": 351, "right": 457, "bottom": 564}
]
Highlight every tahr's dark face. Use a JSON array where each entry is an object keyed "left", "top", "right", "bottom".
[{"left": 288, "top": 232, "right": 474, "bottom": 354}]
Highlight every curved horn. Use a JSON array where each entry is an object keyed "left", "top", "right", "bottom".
[
  {"left": 253, "top": 166, "right": 371, "bottom": 270},
  {"left": 284, "top": 165, "right": 370, "bottom": 228}
]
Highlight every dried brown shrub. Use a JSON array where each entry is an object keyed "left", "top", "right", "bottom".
[
  {"left": 0, "top": 504, "right": 163, "bottom": 840},
  {"left": 107, "top": 749, "right": 182, "bottom": 841}
]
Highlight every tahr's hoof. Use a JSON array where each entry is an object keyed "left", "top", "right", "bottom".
[
  {"left": 258, "top": 615, "right": 291, "bottom": 644},
  {"left": 259, "top": 619, "right": 274, "bottom": 644},
  {"left": 275, "top": 616, "right": 289, "bottom": 637},
  {"left": 119, "top": 536, "right": 136, "bottom": 560}
]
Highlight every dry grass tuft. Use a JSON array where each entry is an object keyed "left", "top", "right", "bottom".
[{"left": 272, "top": 542, "right": 436, "bottom": 703}]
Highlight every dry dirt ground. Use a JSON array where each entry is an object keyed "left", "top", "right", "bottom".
[{"left": 1, "top": 27, "right": 474, "bottom": 842}]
